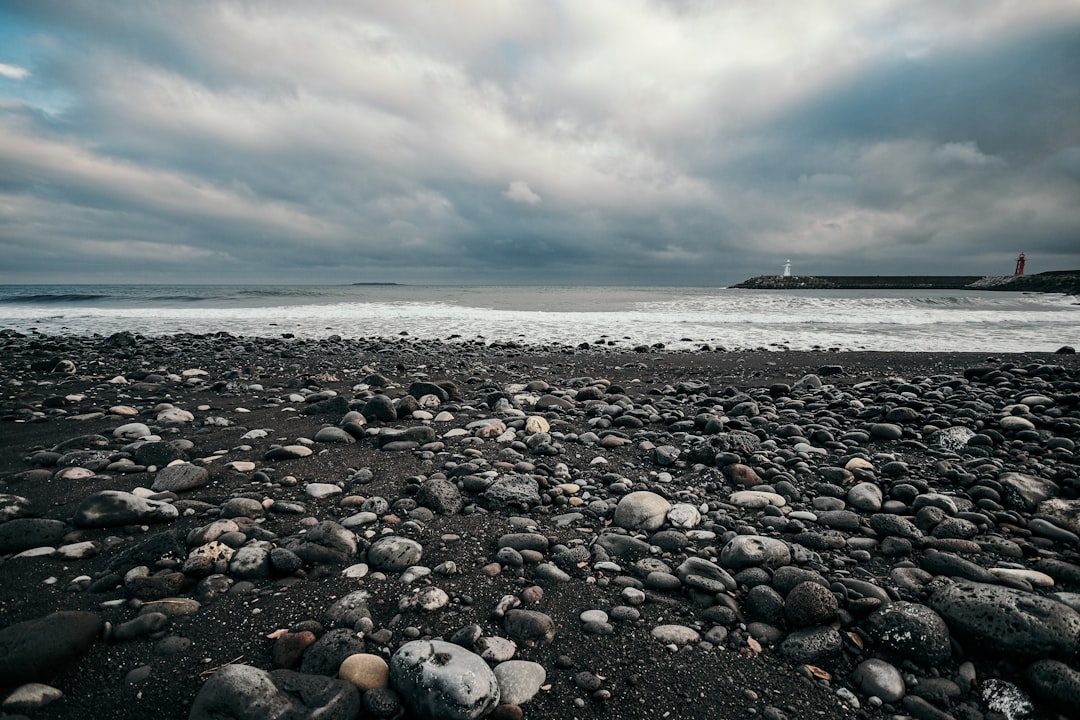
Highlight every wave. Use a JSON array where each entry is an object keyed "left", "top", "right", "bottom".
[{"left": 0, "top": 292, "right": 112, "bottom": 303}]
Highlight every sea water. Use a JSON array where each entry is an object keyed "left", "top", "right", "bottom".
[{"left": 0, "top": 284, "right": 1077, "bottom": 353}]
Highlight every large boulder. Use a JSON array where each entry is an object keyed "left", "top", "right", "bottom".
[
  {"left": 0, "top": 611, "right": 102, "bottom": 686},
  {"left": 928, "top": 580, "right": 1080, "bottom": 660},
  {"left": 389, "top": 640, "right": 500, "bottom": 720},
  {"left": 612, "top": 491, "right": 671, "bottom": 532},
  {"left": 188, "top": 664, "right": 359, "bottom": 720},
  {"left": 73, "top": 491, "right": 178, "bottom": 528}
]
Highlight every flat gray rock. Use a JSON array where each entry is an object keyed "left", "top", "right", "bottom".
[
  {"left": 151, "top": 463, "right": 209, "bottom": 493},
  {"left": 73, "top": 490, "right": 178, "bottom": 528},
  {"left": 0, "top": 611, "right": 102, "bottom": 686}
]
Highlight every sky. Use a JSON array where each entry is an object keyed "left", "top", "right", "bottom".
[{"left": 1, "top": 1, "right": 1078, "bottom": 286}]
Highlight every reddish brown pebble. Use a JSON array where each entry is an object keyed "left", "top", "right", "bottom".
[
  {"left": 481, "top": 562, "right": 502, "bottom": 577},
  {"left": 272, "top": 630, "right": 316, "bottom": 668},
  {"left": 520, "top": 585, "right": 544, "bottom": 604},
  {"left": 488, "top": 704, "right": 525, "bottom": 720}
]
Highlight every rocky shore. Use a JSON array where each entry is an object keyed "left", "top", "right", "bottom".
[{"left": 2, "top": 331, "right": 1080, "bottom": 720}]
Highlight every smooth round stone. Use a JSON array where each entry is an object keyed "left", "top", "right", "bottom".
[
  {"left": 729, "top": 491, "right": 786, "bottom": 509},
  {"left": 1, "top": 683, "right": 64, "bottom": 712},
  {"left": 151, "top": 463, "right": 209, "bottom": 493},
  {"left": 493, "top": 660, "right": 546, "bottom": 705},
  {"left": 113, "top": 422, "right": 152, "bottom": 439},
  {"left": 999, "top": 415, "right": 1036, "bottom": 432},
  {"left": 263, "top": 445, "right": 313, "bottom": 460},
  {"left": 613, "top": 491, "right": 672, "bottom": 531},
  {"left": 305, "top": 483, "right": 343, "bottom": 499},
  {"left": 847, "top": 483, "right": 883, "bottom": 512},
  {"left": 989, "top": 568, "right": 1054, "bottom": 587},
  {"left": 720, "top": 535, "right": 791, "bottom": 569},
  {"left": 157, "top": 408, "right": 195, "bottom": 424},
  {"left": 852, "top": 658, "right": 906, "bottom": 703},
  {"left": 650, "top": 624, "right": 700, "bottom": 646},
  {"left": 339, "top": 653, "right": 389, "bottom": 690},
  {"left": 579, "top": 609, "right": 609, "bottom": 625},
  {"left": 869, "top": 423, "right": 903, "bottom": 441},
  {"left": 503, "top": 610, "right": 556, "bottom": 646},
  {"left": 479, "top": 636, "right": 517, "bottom": 662},
  {"left": 368, "top": 537, "right": 423, "bottom": 572},
  {"left": 226, "top": 461, "right": 256, "bottom": 472}
]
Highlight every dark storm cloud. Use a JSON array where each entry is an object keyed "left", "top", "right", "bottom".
[{"left": 0, "top": 1, "right": 1077, "bottom": 284}]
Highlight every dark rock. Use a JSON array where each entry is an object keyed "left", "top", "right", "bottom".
[{"left": 0, "top": 611, "right": 102, "bottom": 685}]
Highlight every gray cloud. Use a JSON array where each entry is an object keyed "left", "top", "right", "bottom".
[{"left": 1, "top": 0, "right": 1078, "bottom": 284}]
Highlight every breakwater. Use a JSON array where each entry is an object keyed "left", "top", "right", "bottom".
[
  {"left": 734, "top": 271, "right": 1080, "bottom": 295},
  {"left": 732, "top": 275, "right": 982, "bottom": 290}
]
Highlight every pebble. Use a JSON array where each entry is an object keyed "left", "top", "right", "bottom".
[{"left": 390, "top": 640, "right": 500, "bottom": 720}]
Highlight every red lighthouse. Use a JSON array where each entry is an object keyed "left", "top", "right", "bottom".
[{"left": 1014, "top": 253, "right": 1026, "bottom": 276}]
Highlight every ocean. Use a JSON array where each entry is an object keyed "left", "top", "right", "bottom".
[{"left": 0, "top": 284, "right": 1077, "bottom": 353}]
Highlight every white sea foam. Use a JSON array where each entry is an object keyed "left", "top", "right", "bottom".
[{"left": 0, "top": 285, "right": 1076, "bottom": 352}]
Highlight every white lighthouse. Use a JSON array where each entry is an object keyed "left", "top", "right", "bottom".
[{"left": 782, "top": 259, "right": 792, "bottom": 277}]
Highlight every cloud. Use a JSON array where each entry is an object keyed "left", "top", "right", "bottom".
[
  {"left": 503, "top": 180, "right": 541, "bottom": 205},
  {"left": 0, "top": 63, "right": 29, "bottom": 80},
  {"left": 932, "top": 141, "right": 1005, "bottom": 167},
  {"left": 0, "top": 0, "right": 1078, "bottom": 284}
]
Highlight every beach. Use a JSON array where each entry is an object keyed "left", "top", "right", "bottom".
[{"left": 2, "top": 332, "right": 1079, "bottom": 720}]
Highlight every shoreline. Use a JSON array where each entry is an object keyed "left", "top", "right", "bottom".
[{"left": 2, "top": 333, "right": 1079, "bottom": 720}]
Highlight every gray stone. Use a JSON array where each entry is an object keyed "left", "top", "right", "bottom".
[
  {"left": 362, "top": 395, "right": 398, "bottom": 422},
  {"left": 864, "top": 601, "right": 951, "bottom": 665},
  {"left": 1, "top": 683, "right": 64, "bottom": 713},
  {"left": 314, "top": 426, "right": 355, "bottom": 444},
  {"left": 785, "top": 581, "right": 838, "bottom": 627},
  {"left": 503, "top": 610, "right": 555, "bottom": 646},
  {"left": 151, "top": 463, "right": 209, "bottom": 493},
  {"left": 73, "top": 491, "right": 178, "bottom": 528},
  {"left": 493, "top": 660, "right": 546, "bottom": 705},
  {"left": 612, "top": 491, "right": 672, "bottom": 531},
  {"left": 0, "top": 611, "right": 102, "bottom": 685},
  {"left": 300, "top": 628, "right": 368, "bottom": 676},
  {"left": 778, "top": 626, "right": 843, "bottom": 665},
  {"left": 869, "top": 513, "right": 924, "bottom": 540},
  {"left": 416, "top": 478, "right": 463, "bottom": 515},
  {"left": 847, "top": 483, "right": 883, "bottom": 513},
  {"left": 651, "top": 624, "right": 700, "bottom": 646},
  {"left": 999, "top": 472, "right": 1058, "bottom": 512},
  {"left": 480, "top": 475, "right": 541, "bottom": 509},
  {"left": 189, "top": 664, "right": 359, "bottom": 720},
  {"left": 263, "top": 444, "right": 313, "bottom": 460},
  {"left": 389, "top": 640, "right": 500, "bottom": 720},
  {"left": 323, "top": 591, "right": 371, "bottom": 629},
  {"left": 368, "top": 536, "right": 423, "bottom": 572},
  {"left": 852, "top": 658, "right": 906, "bottom": 703},
  {"left": 1027, "top": 659, "right": 1080, "bottom": 710},
  {"left": 228, "top": 542, "right": 273, "bottom": 579},
  {"left": 981, "top": 679, "right": 1036, "bottom": 720},
  {"left": 928, "top": 579, "right": 1080, "bottom": 660},
  {"left": 719, "top": 535, "right": 791, "bottom": 569},
  {"left": 0, "top": 518, "right": 66, "bottom": 553}
]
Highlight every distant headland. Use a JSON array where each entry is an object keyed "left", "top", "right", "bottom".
[
  {"left": 732, "top": 269, "right": 1080, "bottom": 295},
  {"left": 350, "top": 282, "right": 402, "bottom": 286}
]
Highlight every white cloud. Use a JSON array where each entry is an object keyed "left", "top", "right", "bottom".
[
  {"left": 503, "top": 180, "right": 541, "bottom": 205},
  {"left": 0, "top": 63, "right": 29, "bottom": 80},
  {"left": 932, "top": 141, "right": 1005, "bottom": 167}
]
